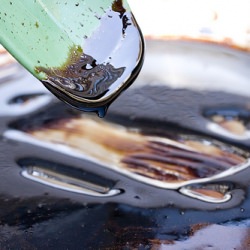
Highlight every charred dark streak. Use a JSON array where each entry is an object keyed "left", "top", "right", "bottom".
[
  {"left": 148, "top": 141, "right": 242, "bottom": 167},
  {"left": 121, "top": 139, "right": 246, "bottom": 181},
  {"left": 127, "top": 153, "right": 221, "bottom": 177},
  {"left": 122, "top": 158, "right": 181, "bottom": 181}
]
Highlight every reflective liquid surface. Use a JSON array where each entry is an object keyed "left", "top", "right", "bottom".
[{"left": 1, "top": 32, "right": 250, "bottom": 248}]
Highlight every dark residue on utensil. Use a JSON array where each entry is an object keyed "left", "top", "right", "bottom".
[
  {"left": 35, "top": 46, "right": 126, "bottom": 117},
  {"left": 112, "top": 0, "right": 131, "bottom": 35},
  {"left": 112, "top": 0, "right": 126, "bottom": 17},
  {"left": 36, "top": 48, "right": 125, "bottom": 99}
]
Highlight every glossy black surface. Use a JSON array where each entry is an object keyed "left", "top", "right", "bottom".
[{"left": 1, "top": 40, "right": 250, "bottom": 249}]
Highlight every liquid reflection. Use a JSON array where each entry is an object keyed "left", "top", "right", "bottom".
[
  {"left": 179, "top": 183, "right": 233, "bottom": 203},
  {"left": 1, "top": 51, "right": 250, "bottom": 249},
  {"left": 21, "top": 117, "right": 249, "bottom": 185},
  {"left": 19, "top": 159, "right": 121, "bottom": 197},
  {"left": 2, "top": 39, "right": 250, "bottom": 209},
  {"left": 204, "top": 106, "right": 250, "bottom": 140},
  {"left": 5, "top": 105, "right": 250, "bottom": 207}
]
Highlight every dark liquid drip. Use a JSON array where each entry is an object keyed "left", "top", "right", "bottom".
[{"left": 36, "top": 5, "right": 144, "bottom": 117}]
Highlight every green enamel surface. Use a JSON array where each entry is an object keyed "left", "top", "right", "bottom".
[{"left": 0, "top": 0, "right": 127, "bottom": 79}]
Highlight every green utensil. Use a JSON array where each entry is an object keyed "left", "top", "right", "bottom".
[{"left": 0, "top": 0, "right": 144, "bottom": 116}]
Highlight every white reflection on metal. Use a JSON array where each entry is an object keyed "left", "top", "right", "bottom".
[{"left": 21, "top": 167, "right": 121, "bottom": 197}]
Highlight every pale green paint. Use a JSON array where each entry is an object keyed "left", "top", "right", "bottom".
[{"left": 0, "top": 0, "right": 129, "bottom": 79}]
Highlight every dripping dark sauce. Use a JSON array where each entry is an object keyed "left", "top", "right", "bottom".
[{"left": 36, "top": 1, "right": 144, "bottom": 118}]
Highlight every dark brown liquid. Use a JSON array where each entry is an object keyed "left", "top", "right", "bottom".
[{"left": 36, "top": 2, "right": 144, "bottom": 117}]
